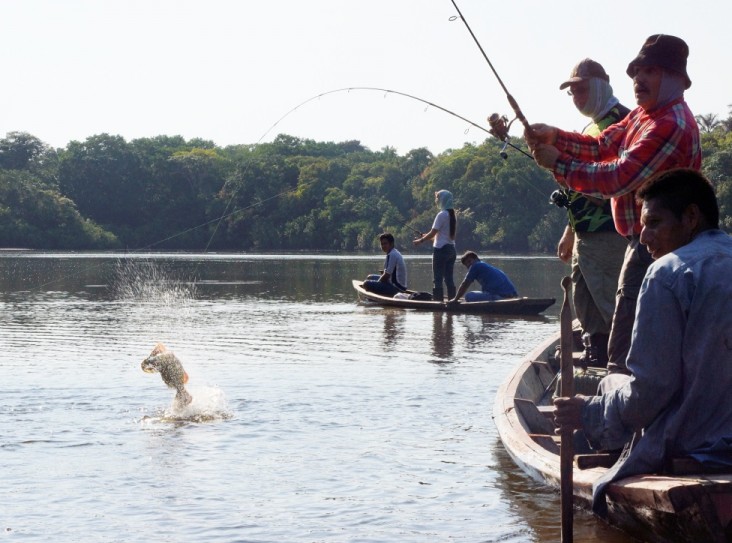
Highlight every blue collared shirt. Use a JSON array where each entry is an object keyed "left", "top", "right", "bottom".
[
  {"left": 582, "top": 229, "right": 732, "bottom": 515},
  {"left": 464, "top": 260, "right": 517, "bottom": 297}
]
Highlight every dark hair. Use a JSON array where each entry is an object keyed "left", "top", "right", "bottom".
[
  {"left": 460, "top": 250, "right": 479, "bottom": 265},
  {"left": 448, "top": 209, "right": 457, "bottom": 239},
  {"left": 379, "top": 232, "right": 395, "bottom": 245},
  {"left": 636, "top": 168, "right": 719, "bottom": 228}
]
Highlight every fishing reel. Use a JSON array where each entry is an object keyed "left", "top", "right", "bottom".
[
  {"left": 488, "top": 113, "right": 518, "bottom": 160},
  {"left": 549, "top": 189, "right": 570, "bottom": 209}
]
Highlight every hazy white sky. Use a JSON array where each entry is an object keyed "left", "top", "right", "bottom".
[{"left": 2, "top": 0, "right": 730, "bottom": 155}]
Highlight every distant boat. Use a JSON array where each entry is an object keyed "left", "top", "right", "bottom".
[
  {"left": 352, "top": 279, "right": 555, "bottom": 315},
  {"left": 493, "top": 328, "right": 732, "bottom": 542}
]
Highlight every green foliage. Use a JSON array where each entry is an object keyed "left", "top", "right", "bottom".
[
  {"left": 3, "top": 121, "right": 732, "bottom": 252},
  {"left": 698, "top": 106, "right": 732, "bottom": 230},
  {"left": 0, "top": 169, "right": 118, "bottom": 249}
]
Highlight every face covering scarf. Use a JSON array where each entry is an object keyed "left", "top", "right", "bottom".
[
  {"left": 654, "top": 70, "right": 686, "bottom": 109},
  {"left": 579, "top": 78, "right": 618, "bottom": 121}
]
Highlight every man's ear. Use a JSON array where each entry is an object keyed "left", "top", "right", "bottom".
[{"left": 682, "top": 203, "right": 703, "bottom": 234}]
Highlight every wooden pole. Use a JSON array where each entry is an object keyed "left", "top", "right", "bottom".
[{"left": 560, "top": 276, "right": 574, "bottom": 543}]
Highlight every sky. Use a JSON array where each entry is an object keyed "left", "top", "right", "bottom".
[{"left": 2, "top": 0, "right": 731, "bottom": 156}]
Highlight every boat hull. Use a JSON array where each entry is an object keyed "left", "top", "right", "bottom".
[{"left": 352, "top": 280, "right": 555, "bottom": 315}]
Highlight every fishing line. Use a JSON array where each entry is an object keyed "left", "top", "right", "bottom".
[
  {"left": 448, "top": 0, "right": 534, "bottom": 143},
  {"left": 199, "top": 85, "right": 541, "bottom": 252},
  {"left": 174, "top": 85, "right": 537, "bottom": 255}
]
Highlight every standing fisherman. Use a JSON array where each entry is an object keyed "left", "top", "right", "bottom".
[
  {"left": 413, "top": 190, "right": 457, "bottom": 302},
  {"left": 551, "top": 59, "right": 629, "bottom": 368},
  {"left": 526, "top": 35, "right": 701, "bottom": 375}
]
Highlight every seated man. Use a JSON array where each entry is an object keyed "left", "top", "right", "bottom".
[
  {"left": 362, "top": 232, "right": 407, "bottom": 297},
  {"left": 554, "top": 168, "right": 732, "bottom": 516},
  {"left": 449, "top": 251, "right": 517, "bottom": 303}
]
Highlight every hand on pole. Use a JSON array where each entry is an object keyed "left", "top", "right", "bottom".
[
  {"left": 553, "top": 395, "right": 586, "bottom": 432},
  {"left": 524, "top": 123, "right": 558, "bottom": 147}
]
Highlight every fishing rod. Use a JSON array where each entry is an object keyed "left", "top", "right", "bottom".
[
  {"left": 384, "top": 216, "right": 423, "bottom": 237},
  {"left": 264, "top": 87, "right": 488, "bottom": 145},
  {"left": 196, "top": 86, "right": 536, "bottom": 255},
  {"left": 26, "top": 85, "right": 539, "bottom": 292},
  {"left": 202, "top": 85, "right": 523, "bottom": 253},
  {"left": 448, "top": 0, "right": 535, "bottom": 155}
]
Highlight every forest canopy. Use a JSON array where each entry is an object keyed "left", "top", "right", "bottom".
[{"left": 2, "top": 111, "right": 732, "bottom": 253}]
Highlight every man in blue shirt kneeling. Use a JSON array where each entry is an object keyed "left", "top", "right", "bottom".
[{"left": 449, "top": 251, "right": 517, "bottom": 303}]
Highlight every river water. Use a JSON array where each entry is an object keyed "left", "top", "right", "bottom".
[{"left": 0, "top": 252, "right": 635, "bottom": 542}]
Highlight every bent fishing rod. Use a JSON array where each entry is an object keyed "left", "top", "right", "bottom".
[
  {"left": 259, "top": 87, "right": 532, "bottom": 160},
  {"left": 105, "top": 87, "right": 534, "bottom": 254},
  {"left": 448, "top": 0, "right": 534, "bottom": 151},
  {"left": 25, "top": 85, "right": 537, "bottom": 292}
]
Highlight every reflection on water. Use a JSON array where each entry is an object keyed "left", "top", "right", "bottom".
[
  {"left": 431, "top": 312, "right": 454, "bottom": 361},
  {"left": 0, "top": 252, "right": 637, "bottom": 542},
  {"left": 381, "top": 310, "right": 405, "bottom": 349}
]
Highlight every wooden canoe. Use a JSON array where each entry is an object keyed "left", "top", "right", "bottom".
[
  {"left": 493, "top": 329, "right": 732, "bottom": 542},
  {"left": 352, "top": 280, "right": 555, "bottom": 315}
]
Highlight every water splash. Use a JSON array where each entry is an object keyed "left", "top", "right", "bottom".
[
  {"left": 143, "top": 385, "right": 233, "bottom": 424},
  {"left": 111, "top": 258, "right": 197, "bottom": 307}
]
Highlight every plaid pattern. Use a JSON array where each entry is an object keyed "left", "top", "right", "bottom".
[{"left": 553, "top": 98, "right": 701, "bottom": 236}]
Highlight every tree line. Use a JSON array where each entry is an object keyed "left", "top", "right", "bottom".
[{"left": 2, "top": 112, "right": 732, "bottom": 253}]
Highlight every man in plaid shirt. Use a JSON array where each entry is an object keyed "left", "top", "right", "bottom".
[{"left": 527, "top": 34, "right": 701, "bottom": 375}]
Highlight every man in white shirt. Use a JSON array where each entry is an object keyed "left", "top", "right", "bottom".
[{"left": 362, "top": 232, "right": 407, "bottom": 297}]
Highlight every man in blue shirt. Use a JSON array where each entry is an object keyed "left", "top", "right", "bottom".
[
  {"left": 362, "top": 232, "right": 407, "bottom": 297},
  {"left": 554, "top": 168, "right": 732, "bottom": 516},
  {"left": 449, "top": 251, "right": 517, "bottom": 303}
]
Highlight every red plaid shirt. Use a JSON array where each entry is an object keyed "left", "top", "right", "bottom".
[{"left": 553, "top": 98, "right": 701, "bottom": 236}]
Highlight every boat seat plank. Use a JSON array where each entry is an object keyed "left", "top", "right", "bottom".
[
  {"left": 529, "top": 433, "right": 560, "bottom": 454},
  {"left": 576, "top": 453, "right": 620, "bottom": 470},
  {"left": 516, "top": 362, "right": 555, "bottom": 401},
  {"left": 514, "top": 398, "right": 556, "bottom": 435},
  {"left": 607, "top": 473, "right": 732, "bottom": 516},
  {"left": 530, "top": 360, "right": 556, "bottom": 390}
]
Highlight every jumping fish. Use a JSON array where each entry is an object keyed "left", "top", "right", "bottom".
[{"left": 141, "top": 343, "right": 193, "bottom": 407}]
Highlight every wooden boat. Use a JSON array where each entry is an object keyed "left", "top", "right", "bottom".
[
  {"left": 493, "top": 329, "right": 732, "bottom": 542},
  {"left": 352, "top": 280, "right": 555, "bottom": 315}
]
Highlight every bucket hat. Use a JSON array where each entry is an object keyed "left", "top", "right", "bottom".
[{"left": 626, "top": 34, "right": 691, "bottom": 89}]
